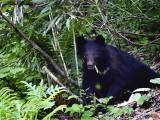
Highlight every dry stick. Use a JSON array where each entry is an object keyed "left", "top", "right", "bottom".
[
  {"left": 43, "top": 66, "right": 83, "bottom": 103},
  {"left": 0, "top": 11, "right": 80, "bottom": 88},
  {"left": 43, "top": 66, "right": 72, "bottom": 94}
]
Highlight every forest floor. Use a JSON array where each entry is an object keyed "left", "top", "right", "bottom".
[{"left": 114, "top": 89, "right": 160, "bottom": 120}]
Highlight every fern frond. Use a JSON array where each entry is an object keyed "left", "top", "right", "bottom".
[
  {"left": 43, "top": 105, "right": 67, "bottom": 120},
  {"left": 0, "top": 87, "right": 19, "bottom": 119},
  {"left": 44, "top": 89, "right": 66, "bottom": 102},
  {"left": 0, "top": 87, "right": 17, "bottom": 103}
]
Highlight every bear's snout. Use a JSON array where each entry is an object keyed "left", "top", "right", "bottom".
[
  {"left": 87, "top": 60, "right": 95, "bottom": 70},
  {"left": 87, "top": 64, "right": 95, "bottom": 70},
  {"left": 86, "top": 58, "right": 95, "bottom": 70}
]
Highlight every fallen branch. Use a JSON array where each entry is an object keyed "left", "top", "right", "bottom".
[
  {"left": 43, "top": 66, "right": 82, "bottom": 103},
  {"left": 43, "top": 66, "right": 71, "bottom": 94},
  {"left": 0, "top": 11, "right": 80, "bottom": 88}
]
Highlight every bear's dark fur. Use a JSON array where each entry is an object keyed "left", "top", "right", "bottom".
[{"left": 76, "top": 35, "right": 160, "bottom": 104}]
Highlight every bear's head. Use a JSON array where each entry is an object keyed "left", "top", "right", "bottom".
[{"left": 76, "top": 35, "right": 107, "bottom": 70}]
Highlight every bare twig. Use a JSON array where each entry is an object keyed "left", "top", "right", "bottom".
[
  {"left": 103, "top": 25, "right": 160, "bottom": 47},
  {"left": 43, "top": 66, "right": 83, "bottom": 103},
  {"left": 103, "top": 26, "right": 144, "bottom": 46},
  {"left": 0, "top": 11, "right": 80, "bottom": 88},
  {"left": 43, "top": 66, "right": 72, "bottom": 95},
  {"left": 119, "top": 32, "right": 160, "bottom": 39}
]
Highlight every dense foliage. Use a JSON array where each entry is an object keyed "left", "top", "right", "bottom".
[{"left": 0, "top": 0, "right": 160, "bottom": 119}]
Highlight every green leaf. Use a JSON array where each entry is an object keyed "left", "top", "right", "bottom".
[
  {"left": 81, "top": 116, "right": 93, "bottom": 120},
  {"left": 8, "top": 53, "right": 16, "bottom": 61},
  {"left": 95, "top": 83, "right": 102, "bottom": 90},
  {"left": 110, "top": 107, "right": 123, "bottom": 117},
  {"left": 10, "top": 67, "right": 25, "bottom": 74},
  {"left": 122, "top": 106, "right": 134, "bottom": 115},
  {"left": 150, "top": 78, "right": 160, "bottom": 84},
  {"left": 133, "top": 93, "right": 141, "bottom": 102},
  {"left": 43, "top": 101, "right": 55, "bottom": 109},
  {"left": 103, "top": 97, "right": 113, "bottom": 104},
  {"left": 82, "top": 111, "right": 93, "bottom": 117},
  {"left": 0, "top": 73, "right": 8, "bottom": 78},
  {"left": 67, "top": 95, "right": 78, "bottom": 100},
  {"left": 72, "top": 104, "right": 81, "bottom": 111},
  {"left": 137, "top": 96, "right": 145, "bottom": 105},
  {"left": 66, "top": 17, "right": 71, "bottom": 30},
  {"left": 33, "top": 12, "right": 50, "bottom": 19},
  {"left": 32, "top": 0, "right": 47, "bottom": 4},
  {"left": 133, "top": 93, "right": 146, "bottom": 105},
  {"left": 102, "top": 116, "right": 110, "bottom": 120},
  {"left": 45, "top": 16, "right": 59, "bottom": 34},
  {"left": 43, "top": 105, "right": 67, "bottom": 120},
  {"left": 19, "top": 49, "right": 26, "bottom": 57},
  {"left": 0, "top": 67, "right": 11, "bottom": 73},
  {"left": 140, "top": 37, "right": 148, "bottom": 44},
  {"left": 65, "top": 104, "right": 84, "bottom": 116},
  {"left": 40, "top": 6, "right": 50, "bottom": 14}
]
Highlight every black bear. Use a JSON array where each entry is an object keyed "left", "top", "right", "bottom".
[{"left": 76, "top": 35, "right": 160, "bottom": 104}]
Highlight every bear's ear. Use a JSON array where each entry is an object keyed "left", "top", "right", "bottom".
[
  {"left": 76, "top": 36, "right": 86, "bottom": 47},
  {"left": 95, "top": 35, "right": 105, "bottom": 45}
]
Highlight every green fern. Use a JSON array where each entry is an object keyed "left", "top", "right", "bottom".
[
  {"left": 20, "top": 80, "right": 66, "bottom": 119},
  {"left": 0, "top": 80, "right": 66, "bottom": 120},
  {"left": 43, "top": 105, "right": 67, "bottom": 120},
  {"left": 0, "top": 87, "right": 19, "bottom": 119}
]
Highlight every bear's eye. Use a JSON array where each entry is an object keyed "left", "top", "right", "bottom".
[{"left": 83, "top": 55, "right": 87, "bottom": 58}]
